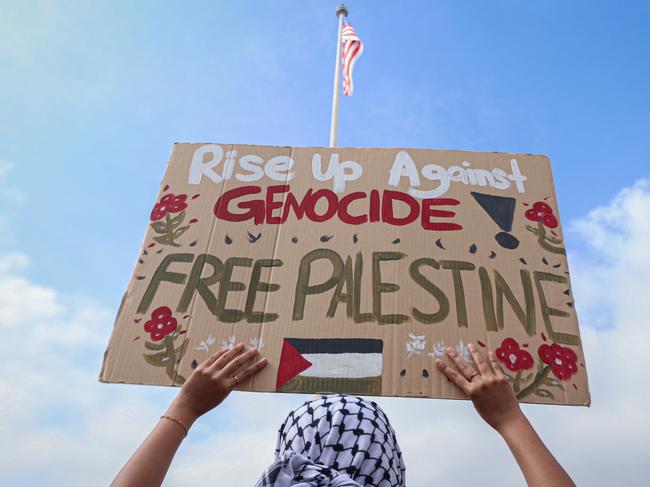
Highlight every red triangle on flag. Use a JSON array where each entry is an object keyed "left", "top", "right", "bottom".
[{"left": 275, "top": 340, "right": 313, "bottom": 390}]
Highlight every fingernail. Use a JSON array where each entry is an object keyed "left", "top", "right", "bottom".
[
  {"left": 236, "top": 343, "right": 244, "bottom": 349},
  {"left": 250, "top": 347, "right": 258, "bottom": 354},
  {"left": 446, "top": 346, "right": 454, "bottom": 354},
  {"left": 434, "top": 358, "right": 442, "bottom": 367},
  {"left": 468, "top": 343, "right": 475, "bottom": 351}
]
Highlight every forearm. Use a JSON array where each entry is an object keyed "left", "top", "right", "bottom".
[
  {"left": 498, "top": 414, "right": 575, "bottom": 487},
  {"left": 111, "top": 401, "right": 198, "bottom": 487}
]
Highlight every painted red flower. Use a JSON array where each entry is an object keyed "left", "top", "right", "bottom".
[
  {"left": 525, "top": 201, "right": 558, "bottom": 229},
  {"left": 538, "top": 343, "right": 578, "bottom": 380},
  {"left": 143, "top": 306, "right": 178, "bottom": 341},
  {"left": 150, "top": 193, "right": 188, "bottom": 221},
  {"left": 495, "top": 338, "right": 534, "bottom": 372}
]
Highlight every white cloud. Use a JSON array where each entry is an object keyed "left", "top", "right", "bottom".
[{"left": 1, "top": 180, "right": 649, "bottom": 486}]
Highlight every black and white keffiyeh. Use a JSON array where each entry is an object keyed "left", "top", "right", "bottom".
[{"left": 254, "top": 395, "right": 406, "bottom": 487}]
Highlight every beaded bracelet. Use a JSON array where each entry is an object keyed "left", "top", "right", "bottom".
[{"left": 160, "top": 415, "right": 189, "bottom": 437}]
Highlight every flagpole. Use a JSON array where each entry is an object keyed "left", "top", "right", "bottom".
[{"left": 329, "top": 4, "right": 348, "bottom": 147}]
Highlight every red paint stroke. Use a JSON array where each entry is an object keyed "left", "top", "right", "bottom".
[
  {"left": 147, "top": 243, "right": 156, "bottom": 248},
  {"left": 496, "top": 338, "right": 534, "bottom": 372},
  {"left": 551, "top": 230, "right": 558, "bottom": 236},
  {"left": 214, "top": 184, "right": 463, "bottom": 231},
  {"left": 522, "top": 343, "right": 529, "bottom": 348},
  {"left": 151, "top": 193, "right": 188, "bottom": 222},
  {"left": 539, "top": 343, "right": 578, "bottom": 381},
  {"left": 189, "top": 218, "right": 198, "bottom": 224},
  {"left": 192, "top": 194, "right": 200, "bottom": 199},
  {"left": 163, "top": 184, "right": 170, "bottom": 191},
  {"left": 477, "top": 340, "right": 486, "bottom": 348},
  {"left": 276, "top": 340, "right": 312, "bottom": 389},
  {"left": 525, "top": 202, "right": 558, "bottom": 229},
  {"left": 544, "top": 196, "right": 550, "bottom": 200},
  {"left": 143, "top": 306, "right": 178, "bottom": 342},
  {"left": 179, "top": 330, "right": 187, "bottom": 335},
  {"left": 523, "top": 202, "right": 530, "bottom": 206},
  {"left": 134, "top": 319, "right": 142, "bottom": 323},
  {"left": 183, "top": 315, "right": 190, "bottom": 319},
  {"left": 133, "top": 336, "right": 140, "bottom": 341},
  {"left": 572, "top": 384, "right": 578, "bottom": 390},
  {"left": 541, "top": 332, "right": 547, "bottom": 341}
]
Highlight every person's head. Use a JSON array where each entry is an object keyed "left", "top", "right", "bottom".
[{"left": 255, "top": 394, "right": 405, "bottom": 487}]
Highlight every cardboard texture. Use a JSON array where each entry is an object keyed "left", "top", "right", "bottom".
[{"left": 100, "top": 143, "right": 590, "bottom": 405}]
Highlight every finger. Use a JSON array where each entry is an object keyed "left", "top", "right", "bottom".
[
  {"left": 233, "top": 356, "right": 268, "bottom": 384},
  {"left": 201, "top": 348, "right": 228, "bottom": 368},
  {"left": 488, "top": 351, "right": 505, "bottom": 378},
  {"left": 435, "top": 358, "right": 470, "bottom": 395},
  {"left": 220, "top": 347, "right": 259, "bottom": 377},
  {"left": 445, "top": 346, "right": 476, "bottom": 380},
  {"left": 467, "top": 343, "right": 491, "bottom": 376},
  {"left": 209, "top": 343, "right": 245, "bottom": 371}
]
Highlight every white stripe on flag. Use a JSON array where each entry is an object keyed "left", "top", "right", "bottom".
[
  {"left": 341, "top": 23, "right": 363, "bottom": 96},
  {"left": 300, "top": 353, "right": 382, "bottom": 379}
]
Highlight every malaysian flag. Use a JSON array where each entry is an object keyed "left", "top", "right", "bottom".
[{"left": 341, "top": 23, "right": 363, "bottom": 96}]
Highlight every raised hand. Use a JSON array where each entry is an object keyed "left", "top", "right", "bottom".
[
  {"left": 434, "top": 342, "right": 522, "bottom": 431},
  {"left": 435, "top": 342, "right": 575, "bottom": 486},
  {"left": 172, "top": 343, "right": 268, "bottom": 420},
  {"left": 111, "top": 344, "right": 268, "bottom": 487}
]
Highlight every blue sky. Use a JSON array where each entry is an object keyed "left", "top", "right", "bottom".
[
  {"left": 1, "top": 1, "right": 649, "bottom": 485},
  {"left": 2, "top": 0, "right": 648, "bottom": 303}
]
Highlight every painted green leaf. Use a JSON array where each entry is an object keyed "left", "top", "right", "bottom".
[
  {"left": 523, "top": 374, "right": 533, "bottom": 382},
  {"left": 169, "top": 211, "right": 185, "bottom": 227},
  {"left": 175, "top": 338, "right": 189, "bottom": 364},
  {"left": 150, "top": 221, "right": 168, "bottom": 233},
  {"left": 544, "top": 378, "right": 565, "bottom": 390},
  {"left": 153, "top": 235, "right": 171, "bottom": 245},
  {"left": 144, "top": 340, "right": 166, "bottom": 351},
  {"left": 143, "top": 351, "right": 172, "bottom": 367},
  {"left": 534, "top": 388, "right": 555, "bottom": 400},
  {"left": 173, "top": 225, "right": 190, "bottom": 239}
]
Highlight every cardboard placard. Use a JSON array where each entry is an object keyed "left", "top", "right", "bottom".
[{"left": 100, "top": 143, "right": 590, "bottom": 405}]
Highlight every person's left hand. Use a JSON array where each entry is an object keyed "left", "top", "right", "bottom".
[
  {"left": 167, "top": 343, "right": 267, "bottom": 422},
  {"left": 434, "top": 342, "right": 523, "bottom": 433}
]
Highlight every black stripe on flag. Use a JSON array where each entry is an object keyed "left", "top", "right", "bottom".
[{"left": 286, "top": 338, "right": 383, "bottom": 355}]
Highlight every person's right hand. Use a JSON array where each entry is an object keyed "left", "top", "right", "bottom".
[
  {"left": 168, "top": 343, "right": 268, "bottom": 422},
  {"left": 435, "top": 342, "right": 523, "bottom": 432}
]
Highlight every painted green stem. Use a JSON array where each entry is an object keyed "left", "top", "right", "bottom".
[
  {"left": 516, "top": 365, "right": 551, "bottom": 400},
  {"left": 513, "top": 369, "right": 523, "bottom": 394},
  {"left": 535, "top": 221, "right": 566, "bottom": 255},
  {"left": 165, "top": 213, "right": 181, "bottom": 247},
  {"left": 164, "top": 335, "right": 186, "bottom": 385}
]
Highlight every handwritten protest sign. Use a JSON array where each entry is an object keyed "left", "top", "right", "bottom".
[{"left": 100, "top": 144, "right": 590, "bottom": 405}]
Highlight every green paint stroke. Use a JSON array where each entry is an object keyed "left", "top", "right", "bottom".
[
  {"left": 439, "top": 260, "right": 475, "bottom": 328},
  {"left": 372, "top": 252, "right": 409, "bottom": 325},
  {"left": 137, "top": 253, "right": 193, "bottom": 314},
  {"left": 534, "top": 271, "right": 580, "bottom": 345},
  {"left": 409, "top": 258, "right": 450, "bottom": 325},
  {"left": 516, "top": 365, "right": 551, "bottom": 400},
  {"left": 279, "top": 375, "right": 382, "bottom": 396}
]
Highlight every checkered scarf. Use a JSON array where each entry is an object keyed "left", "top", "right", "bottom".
[{"left": 254, "top": 395, "right": 405, "bottom": 487}]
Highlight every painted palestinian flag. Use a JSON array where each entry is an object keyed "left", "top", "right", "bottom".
[{"left": 276, "top": 338, "right": 384, "bottom": 395}]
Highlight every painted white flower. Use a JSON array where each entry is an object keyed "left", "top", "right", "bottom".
[
  {"left": 194, "top": 334, "right": 216, "bottom": 353},
  {"left": 428, "top": 341, "right": 446, "bottom": 358},
  {"left": 456, "top": 339, "right": 471, "bottom": 362},
  {"left": 220, "top": 335, "right": 237, "bottom": 350},
  {"left": 406, "top": 333, "right": 426, "bottom": 358},
  {"left": 249, "top": 336, "right": 265, "bottom": 350}
]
